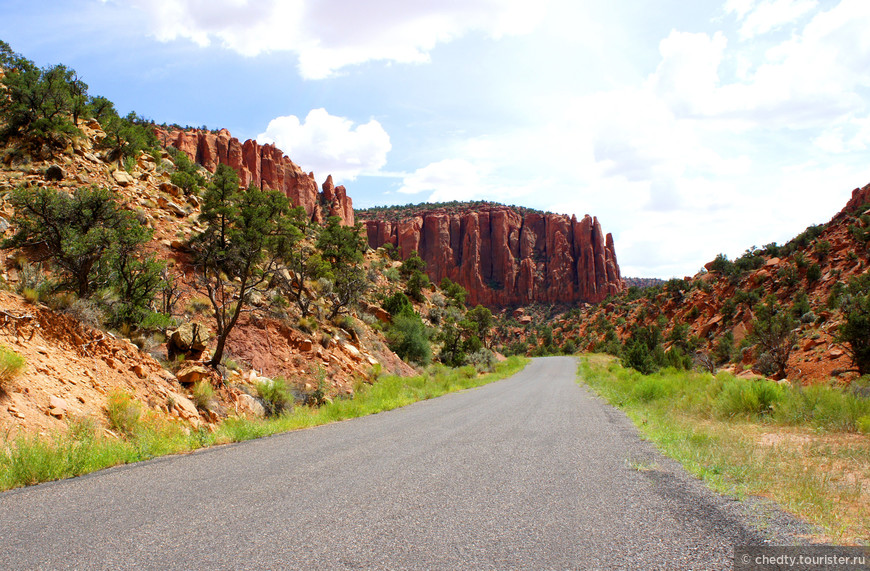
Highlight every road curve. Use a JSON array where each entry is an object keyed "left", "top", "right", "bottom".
[{"left": 0, "top": 357, "right": 799, "bottom": 569}]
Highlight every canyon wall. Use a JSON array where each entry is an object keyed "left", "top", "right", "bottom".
[
  {"left": 156, "top": 128, "right": 353, "bottom": 226},
  {"left": 361, "top": 204, "right": 623, "bottom": 307}
]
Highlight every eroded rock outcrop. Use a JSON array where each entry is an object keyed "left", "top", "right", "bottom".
[
  {"left": 156, "top": 128, "right": 353, "bottom": 226},
  {"left": 360, "top": 204, "right": 623, "bottom": 306}
]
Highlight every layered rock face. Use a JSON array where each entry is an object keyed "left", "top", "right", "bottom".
[
  {"left": 156, "top": 128, "right": 353, "bottom": 226},
  {"left": 361, "top": 204, "right": 623, "bottom": 307}
]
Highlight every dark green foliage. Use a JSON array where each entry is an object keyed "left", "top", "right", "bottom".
[
  {"left": 4, "top": 186, "right": 153, "bottom": 300},
  {"left": 98, "top": 111, "right": 159, "bottom": 163},
  {"left": 827, "top": 281, "right": 846, "bottom": 310},
  {"left": 399, "top": 251, "right": 425, "bottom": 277},
  {"left": 621, "top": 325, "right": 667, "bottom": 375},
  {"left": 662, "top": 346, "right": 693, "bottom": 370},
  {"left": 733, "top": 286, "right": 763, "bottom": 309},
  {"left": 791, "top": 290, "right": 811, "bottom": 320},
  {"left": 356, "top": 200, "right": 547, "bottom": 223},
  {"left": 383, "top": 291, "right": 413, "bottom": 317},
  {"left": 836, "top": 273, "right": 870, "bottom": 375},
  {"left": 713, "top": 331, "right": 735, "bottom": 365},
  {"left": 749, "top": 296, "right": 798, "bottom": 379},
  {"left": 439, "top": 277, "right": 467, "bottom": 307},
  {"left": 762, "top": 242, "right": 780, "bottom": 257},
  {"left": 806, "top": 263, "right": 822, "bottom": 283},
  {"left": 278, "top": 209, "right": 326, "bottom": 317},
  {"left": 813, "top": 240, "right": 831, "bottom": 260},
  {"left": 793, "top": 251, "right": 808, "bottom": 269},
  {"left": 401, "top": 251, "right": 431, "bottom": 302},
  {"left": 405, "top": 270, "right": 430, "bottom": 303},
  {"left": 316, "top": 217, "right": 369, "bottom": 320},
  {"left": 169, "top": 150, "right": 206, "bottom": 196},
  {"left": 848, "top": 213, "right": 870, "bottom": 243},
  {"left": 721, "top": 298, "right": 736, "bottom": 322},
  {"left": 386, "top": 313, "right": 431, "bottom": 365},
  {"left": 437, "top": 315, "right": 480, "bottom": 367},
  {"left": 0, "top": 55, "right": 83, "bottom": 149},
  {"left": 777, "top": 264, "right": 799, "bottom": 287},
  {"left": 465, "top": 305, "right": 494, "bottom": 348},
  {"left": 192, "top": 165, "right": 302, "bottom": 366},
  {"left": 780, "top": 223, "right": 826, "bottom": 258}
]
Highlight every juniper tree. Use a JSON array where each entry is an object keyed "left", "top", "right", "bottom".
[{"left": 191, "top": 165, "right": 301, "bottom": 367}]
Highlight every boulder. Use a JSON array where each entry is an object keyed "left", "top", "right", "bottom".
[
  {"left": 168, "top": 323, "right": 209, "bottom": 359},
  {"left": 175, "top": 366, "right": 211, "bottom": 385},
  {"left": 49, "top": 395, "right": 68, "bottom": 418},
  {"left": 112, "top": 170, "right": 135, "bottom": 186},
  {"left": 237, "top": 393, "right": 265, "bottom": 418}
]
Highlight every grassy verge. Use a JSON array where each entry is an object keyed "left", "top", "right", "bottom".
[
  {"left": 578, "top": 354, "right": 869, "bottom": 545},
  {"left": 0, "top": 357, "right": 527, "bottom": 492}
]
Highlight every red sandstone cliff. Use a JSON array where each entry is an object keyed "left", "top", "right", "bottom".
[
  {"left": 359, "top": 204, "right": 623, "bottom": 307},
  {"left": 155, "top": 128, "right": 354, "bottom": 226}
]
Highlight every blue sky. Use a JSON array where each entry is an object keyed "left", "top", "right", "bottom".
[{"left": 2, "top": 0, "right": 869, "bottom": 278}]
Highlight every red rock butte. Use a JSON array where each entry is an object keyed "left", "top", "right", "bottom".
[
  {"left": 359, "top": 204, "right": 624, "bottom": 307},
  {"left": 155, "top": 128, "right": 354, "bottom": 226}
]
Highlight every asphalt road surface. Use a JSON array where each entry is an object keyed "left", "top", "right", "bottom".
[{"left": 0, "top": 357, "right": 803, "bottom": 570}]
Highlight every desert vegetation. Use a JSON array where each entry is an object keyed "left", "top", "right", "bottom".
[{"left": 579, "top": 355, "right": 869, "bottom": 543}]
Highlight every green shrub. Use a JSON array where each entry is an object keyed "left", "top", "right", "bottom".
[
  {"left": 191, "top": 380, "right": 214, "bottom": 411},
  {"left": 713, "top": 378, "right": 784, "bottom": 418},
  {"left": 466, "top": 349, "right": 496, "bottom": 373},
  {"left": 836, "top": 273, "right": 870, "bottom": 375},
  {"left": 383, "top": 291, "right": 413, "bottom": 317},
  {"left": 105, "top": 391, "right": 142, "bottom": 437},
  {"left": 297, "top": 316, "right": 318, "bottom": 333},
  {"left": 775, "top": 384, "right": 870, "bottom": 431},
  {"left": 255, "top": 378, "right": 293, "bottom": 417},
  {"left": 0, "top": 345, "right": 25, "bottom": 392},
  {"left": 386, "top": 313, "right": 431, "bottom": 365}
]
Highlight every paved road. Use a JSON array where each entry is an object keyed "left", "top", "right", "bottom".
[{"left": 0, "top": 357, "right": 799, "bottom": 569}]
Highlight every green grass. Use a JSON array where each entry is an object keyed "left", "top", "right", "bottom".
[
  {"left": 578, "top": 355, "right": 869, "bottom": 545},
  {"left": 0, "top": 357, "right": 527, "bottom": 492}
]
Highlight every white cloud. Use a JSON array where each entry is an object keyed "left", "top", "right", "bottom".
[
  {"left": 731, "top": 0, "right": 818, "bottom": 38},
  {"left": 124, "top": 0, "right": 544, "bottom": 78},
  {"left": 398, "top": 159, "right": 485, "bottom": 202},
  {"left": 257, "top": 108, "right": 391, "bottom": 182}
]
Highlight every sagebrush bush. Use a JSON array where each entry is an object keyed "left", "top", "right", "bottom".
[
  {"left": 105, "top": 391, "right": 142, "bottom": 436},
  {"left": 297, "top": 316, "right": 317, "bottom": 334},
  {"left": 0, "top": 345, "right": 25, "bottom": 392},
  {"left": 191, "top": 380, "right": 214, "bottom": 411},
  {"left": 466, "top": 349, "right": 496, "bottom": 373},
  {"left": 255, "top": 378, "right": 293, "bottom": 417}
]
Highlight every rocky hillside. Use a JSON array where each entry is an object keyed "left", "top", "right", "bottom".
[
  {"left": 156, "top": 128, "right": 354, "bottom": 226},
  {"left": 356, "top": 202, "right": 624, "bottom": 307},
  {"left": 0, "top": 119, "right": 416, "bottom": 438},
  {"left": 496, "top": 184, "right": 870, "bottom": 384}
]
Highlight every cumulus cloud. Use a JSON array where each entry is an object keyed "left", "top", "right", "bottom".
[
  {"left": 124, "top": 0, "right": 543, "bottom": 78},
  {"left": 649, "top": 1, "right": 870, "bottom": 131},
  {"left": 257, "top": 108, "right": 391, "bottom": 182}
]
